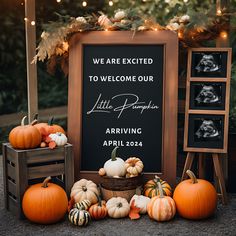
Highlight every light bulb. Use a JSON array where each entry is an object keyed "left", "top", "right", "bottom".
[
  {"left": 109, "top": 1, "right": 113, "bottom": 6},
  {"left": 56, "top": 0, "right": 61, "bottom": 2},
  {"left": 82, "top": 1, "right": 87, "bottom": 7},
  {"left": 217, "top": 9, "right": 222, "bottom": 16},
  {"left": 220, "top": 31, "right": 227, "bottom": 39},
  {"left": 31, "top": 21, "right": 35, "bottom": 26}
]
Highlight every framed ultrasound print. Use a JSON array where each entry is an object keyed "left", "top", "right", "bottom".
[
  {"left": 190, "top": 82, "right": 226, "bottom": 110},
  {"left": 184, "top": 48, "right": 232, "bottom": 153}
]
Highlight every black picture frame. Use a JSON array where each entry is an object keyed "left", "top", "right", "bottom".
[
  {"left": 189, "top": 82, "right": 226, "bottom": 110},
  {"left": 191, "top": 51, "right": 228, "bottom": 78},
  {"left": 188, "top": 114, "right": 224, "bottom": 149}
]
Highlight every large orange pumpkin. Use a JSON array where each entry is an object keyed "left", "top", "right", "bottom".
[
  {"left": 34, "top": 116, "right": 66, "bottom": 136},
  {"left": 143, "top": 175, "right": 172, "bottom": 198},
  {"left": 173, "top": 170, "right": 217, "bottom": 220},
  {"left": 9, "top": 116, "right": 41, "bottom": 149},
  {"left": 147, "top": 181, "right": 176, "bottom": 221},
  {"left": 22, "top": 176, "right": 68, "bottom": 224}
]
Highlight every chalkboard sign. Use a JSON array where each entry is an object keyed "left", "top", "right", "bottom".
[{"left": 68, "top": 31, "right": 178, "bottom": 185}]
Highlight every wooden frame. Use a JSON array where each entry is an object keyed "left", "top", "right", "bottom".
[
  {"left": 184, "top": 48, "right": 232, "bottom": 153},
  {"left": 68, "top": 31, "right": 178, "bottom": 186}
]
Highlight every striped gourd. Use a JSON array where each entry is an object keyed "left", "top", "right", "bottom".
[
  {"left": 68, "top": 208, "right": 91, "bottom": 226},
  {"left": 74, "top": 199, "right": 91, "bottom": 210},
  {"left": 144, "top": 176, "right": 172, "bottom": 198},
  {"left": 147, "top": 182, "right": 176, "bottom": 222}
]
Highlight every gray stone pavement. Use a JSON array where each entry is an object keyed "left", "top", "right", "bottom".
[{"left": 0, "top": 156, "right": 235, "bottom": 236}]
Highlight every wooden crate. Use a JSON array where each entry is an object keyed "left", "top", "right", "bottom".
[{"left": 2, "top": 143, "right": 74, "bottom": 219}]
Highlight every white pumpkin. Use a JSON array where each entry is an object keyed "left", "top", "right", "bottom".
[
  {"left": 103, "top": 147, "right": 126, "bottom": 177},
  {"left": 70, "top": 179, "right": 99, "bottom": 204},
  {"left": 130, "top": 195, "right": 151, "bottom": 214},
  {"left": 49, "top": 132, "right": 67, "bottom": 146},
  {"left": 106, "top": 197, "right": 130, "bottom": 218}
]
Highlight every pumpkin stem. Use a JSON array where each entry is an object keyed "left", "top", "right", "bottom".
[
  {"left": 111, "top": 146, "right": 118, "bottom": 161},
  {"left": 42, "top": 176, "right": 51, "bottom": 188},
  {"left": 117, "top": 202, "right": 123, "bottom": 208},
  {"left": 21, "top": 116, "right": 27, "bottom": 126},
  {"left": 33, "top": 113, "right": 38, "bottom": 121},
  {"left": 154, "top": 175, "right": 160, "bottom": 184},
  {"left": 82, "top": 186, "right": 87, "bottom": 191},
  {"left": 186, "top": 170, "right": 198, "bottom": 184},
  {"left": 30, "top": 120, "right": 38, "bottom": 126},
  {"left": 157, "top": 181, "right": 164, "bottom": 198},
  {"left": 48, "top": 116, "right": 54, "bottom": 126}
]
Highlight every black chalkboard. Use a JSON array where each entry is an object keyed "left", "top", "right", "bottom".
[{"left": 81, "top": 45, "right": 164, "bottom": 172}]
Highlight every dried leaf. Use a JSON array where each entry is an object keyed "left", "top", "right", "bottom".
[
  {"left": 129, "top": 200, "right": 140, "bottom": 220},
  {"left": 49, "top": 141, "right": 56, "bottom": 149}
]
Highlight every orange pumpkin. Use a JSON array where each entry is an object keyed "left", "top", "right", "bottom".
[
  {"left": 89, "top": 196, "right": 107, "bottom": 220},
  {"left": 173, "top": 170, "right": 217, "bottom": 220},
  {"left": 147, "top": 181, "right": 176, "bottom": 221},
  {"left": 22, "top": 176, "right": 68, "bottom": 224},
  {"left": 9, "top": 116, "right": 41, "bottom": 149},
  {"left": 34, "top": 116, "right": 66, "bottom": 136},
  {"left": 143, "top": 175, "right": 172, "bottom": 198}
]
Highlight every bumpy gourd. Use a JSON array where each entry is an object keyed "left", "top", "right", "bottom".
[{"left": 125, "top": 157, "right": 144, "bottom": 176}]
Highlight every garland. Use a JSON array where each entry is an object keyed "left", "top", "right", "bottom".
[{"left": 33, "top": 9, "right": 230, "bottom": 75}]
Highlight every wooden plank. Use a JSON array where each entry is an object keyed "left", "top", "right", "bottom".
[
  {"left": 64, "top": 144, "right": 74, "bottom": 196},
  {"left": 8, "top": 195, "right": 19, "bottom": 216},
  {"left": 8, "top": 179, "right": 17, "bottom": 197},
  {"left": 198, "top": 153, "right": 205, "bottom": 179},
  {"left": 25, "top": 0, "right": 38, "bottom": 123},
  {"left": 28, "top": 163, "right": 65, "bottom": 179},
  {"left": 26, "top": 148, "right": 64, "bottom": 164},
  {"left": 2, "top": 144, "right": 8, "bottom": 209},
  {"left": 0, "top": 106, "right": 67, "bottom": 127},
  {"left": 181, "top": 152, "right": 195, "bottom": 180},
  {"left": 7, "top": 163, "right": 16, "bottom": 180}
]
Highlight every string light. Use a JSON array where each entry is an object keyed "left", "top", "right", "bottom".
[
  {"left": 31, "top": 21, "right": 35, "bottom": 26},
  {"left": 82, "top": 1, "right": 87, "bottom": 7},
  {"left": 183, "top": 0, "right": 188, "bottom": 3},
  {"left": 217, "top": 9, "right": 222, "bottom": 16},
  {"left": 109, "top": 1, "right": 113, "bottom": 6},
  {"left": 24, "top": 17, "right": 28, "bottom": 21},
  {"left": 21, "top": 2, "right": 24, "bottom": 5},
  {"left": 56, "top": 0, "right": 61, "bottom": 2},
  {"left": 220, "top": 31, "right": 228, "bottom": 39}
]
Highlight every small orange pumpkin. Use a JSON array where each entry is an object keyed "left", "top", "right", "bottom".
[
  {"left": 22, "top": 176, "right": 68, "bottom": 224},
  {"left": 34, "top": 116, "right": 66, "bottom": 136},
  {"left": 147, "top": 181, "right": 176, "bottom": 222},
  {"left": 143, "top": 175, "right": 172, "bottom": 198},
  {"left": 89, "top": 196, "right": 107, "bottom": 220},
  {"left": 9, "top": 116, "right": 42, "bottom": 149},
  {"left": 173, "top": 170, "right": 217, "bottom": 220}
]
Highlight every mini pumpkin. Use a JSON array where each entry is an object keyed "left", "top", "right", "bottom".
[
  {"left": 106, "top": 197, "right": 130, "bottom": 218},
  {"left": 144, "top": 175, "right": 172, "bottom": 198},
  {"left": 34, "top": 116, "right": 66, "bottom": 136},
  {"left": 49, "top": 132, "right": 67, "bottom": 146},
  {"left": 68, "top": 208, "right": 91, "bottom": 226},
  {"left": 89, "top": 196, "right": 107, "bottom": 220},
  {"left": 74, "top": 199, "right": 91, "bottom": 210},
  {"left": 98, "top": 168, "right": 106, "bottom": 176},
  {"left": 22, "top": 176, "right": 68, "bottom": 224},
  {"left": 147, "top": 181, "right": 176, "bottom": 222},
  {"left": 130, "top": 194, "right": 151, "bottom": 214},
  {"left": 103, "top": 146, "right": 126, "bottom": 177},
  {"left": 173, "top": 170, "right": 217, "bottom": 220},
  {"left": 9, "top": 116, "right": 42, "bottom": 149},
  {"left": 125, "top": 157, "right": 144, "bottom": 176},
  {"left": 70, "top": 179, "right": 99, "bottom": 204}
]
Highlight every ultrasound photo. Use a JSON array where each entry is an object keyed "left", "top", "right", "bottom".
[
  {"left": 195, "top": 119, "right": 220, "bottom": 141},
  {"left": 190, "top": 82, "right": 226, "bottom": 110},
  {"left": 188, "top": 114, "right": 224, "bottom": 149},
  {"left": 195, "top": 54, "right": 220, "bottom": 73},
  {"left": 191, "top": 51, "right": 228, "bottom": 78}
]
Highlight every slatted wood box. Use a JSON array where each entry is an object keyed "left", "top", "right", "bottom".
[{"left": 2, "top": 143, "right": 74, "bottom": 219}]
